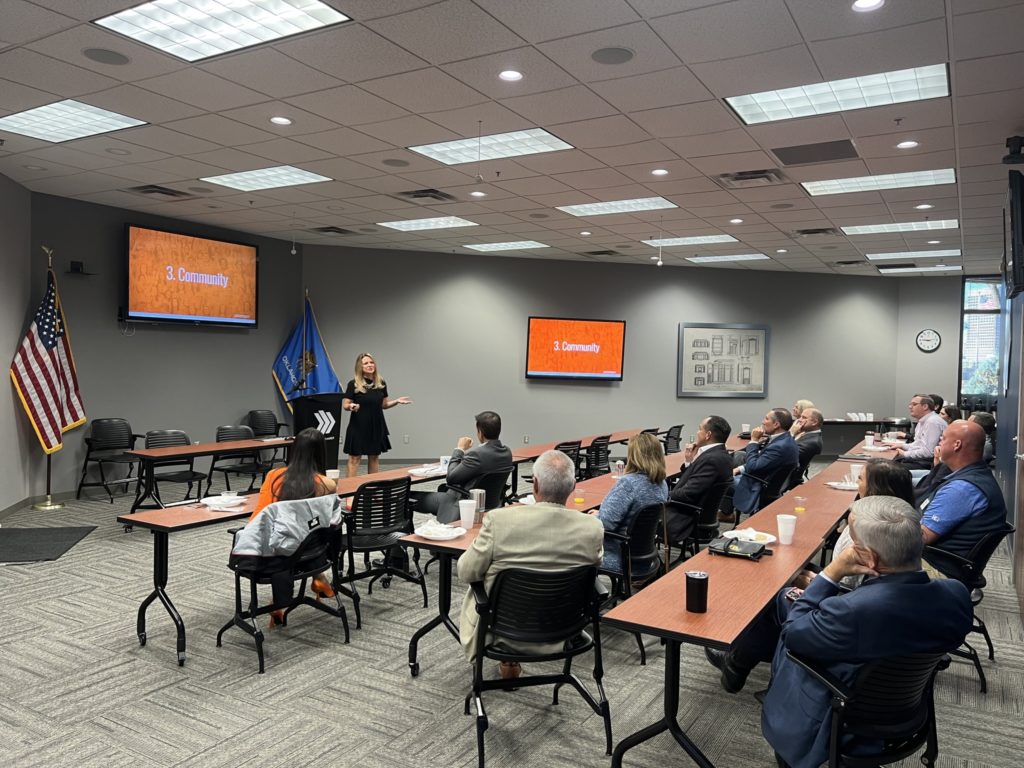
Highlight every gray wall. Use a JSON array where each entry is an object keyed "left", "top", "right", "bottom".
[
  {"left": 27, "top": 194, "right": 302, "bottom": 496},
  {"left": 304, "top": 245, "right": 961, "bottom": 459},
  {"left": 894, "top": 277, "right": 963, "bottom": 415},
  {"left": 0, "top": 173, "right": 33, "bottom": 510}
]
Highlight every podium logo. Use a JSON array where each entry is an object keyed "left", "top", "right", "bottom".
[{"left": 314, "top": 409, "right": 336, "bottom": 433}]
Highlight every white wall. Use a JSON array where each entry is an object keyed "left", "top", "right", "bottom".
[{"left": 0, "top": 173, "right": 33, "bottom": 510}]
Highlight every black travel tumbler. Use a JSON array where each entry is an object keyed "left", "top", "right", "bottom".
[{"left": 685, "top": 571, "right": 709, "bottom": 613}]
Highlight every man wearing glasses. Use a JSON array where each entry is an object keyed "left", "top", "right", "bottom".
[{"left": 894, "top": 394, "right": 946, "bottom": 470}]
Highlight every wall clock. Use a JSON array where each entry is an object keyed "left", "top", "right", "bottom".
[{"left": 915, "top": 328, "right": 941, "bottom": 353}]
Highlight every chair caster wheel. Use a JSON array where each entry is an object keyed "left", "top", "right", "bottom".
[
  {"left": 138, "top": 632, "right": 146, "bottom": 646},
  {"left": 177, "top": 651, "right": 186, "bottom": 666},
  {"left": 124, "top": 525, "right": 133, "bottom": 533},
  {"left": 410, "top": 662, "right": 420, "bottom": 677},
  {"left": 382, "top": 577, "right": 392, "bottom": 589}
]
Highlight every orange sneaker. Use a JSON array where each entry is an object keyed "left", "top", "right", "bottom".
[
  {"left": 311, "top": 576, "right": 335, "bottom": 599},
  {"left": 269, "top": 609, "right": 286, "bottom": 628}
]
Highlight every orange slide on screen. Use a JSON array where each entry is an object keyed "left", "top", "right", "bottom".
[{"left": 526, "top": 317, "right": 625, "bottom": 379}]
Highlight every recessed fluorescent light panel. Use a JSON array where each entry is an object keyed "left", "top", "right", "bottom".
[
  {"left": 726, "top": 64, "right": 949, "bottom": 125},
  {"left": 841, "top": 219, "right": 958, "bottom": 235},
  {"left": 464, "top": 241, "right": 548, "bottom": 251},
  {"left": 0, "top": 99, "right": 145, "bottom": 142},
  {"left": 409, "top": 128, "right": 572, "bottom": 165},
  {"left": 377, "top": 216, "right": 478, "bottom": 231},
  {"left": 686, "top": 254, "right": 770, "bottom": 263},
  {"left": 802, "top": 169, "right": 955, "bottom": 196},
  {"left": 558, "top": 197, "right": 677, "bottom": 217},
  {"left": 200, "top": 165, "right": 331, "bottom": 191},
  {"left": 642, "top": 235, "right": 738, "bottom": 247},
  {"left": 865, "top": 249, "right": 961, "bottom": 261},
  {"left": 877, "top": 265, "right": 962, "bottom": 274},
  {"left": 95, "top": 0, "right": 350, "bottom": 62}
]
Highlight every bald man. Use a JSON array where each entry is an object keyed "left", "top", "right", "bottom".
[{"left": 919, "top": 420, "right": 1007, "bottom": 576}]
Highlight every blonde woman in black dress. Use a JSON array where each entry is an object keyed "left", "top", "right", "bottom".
[{"left": 342, "top": 352, "right": 411, "bottom": 477}]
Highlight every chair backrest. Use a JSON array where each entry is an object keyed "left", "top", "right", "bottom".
[
  {"left": 698, "top": 480, "right": 733, "bottom": 528},
  {"left": 246, "top": 409, "right": 280, "bottom": 438},
  {"left": 839, "top": 653, "right": 946, "bottom": 738},
  {"left": 624, "top": 503, "right": 663, "bottom": 579},
  {"left": 663, "top": 424, "right": 684, "bottom": 454},
  {"left": 216, "top": 425, "right": 255, "bottom": 442},
  {"left": 88, "top": 418, "right": 135, "bottom": 451},
  {"left": 487, "top": 565, "right": 599, "bottom": 646},
  {"left": 145, "top": 429, "right": 190, "bottom": 449},
  {"left": 467, "top": 470, "right": 512, "bottom": 509},
  {"left": 640, "top": 428, "right": 659, "bottom": 435},
  {"left": 349, "top": 476, "right": 412, "bottom": 534},
  {"left": 758, "top": 462, "right": 798, "bottom": 509},
  {"left": 554, "top": 440, "right": 582, "bottom": 468},
  {"left": 584, "top": 436, "right": 611, "bottom": 477},
  {"left": 290, "top": 526, "right": 340, "bottom": 578},
  {"left": 961, "top": 521, "right": 1014, "bottom": 586}
]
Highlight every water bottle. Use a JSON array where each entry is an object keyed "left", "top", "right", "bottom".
[{"left": 614, "top": 460, "right": 625, "bottom": 476}]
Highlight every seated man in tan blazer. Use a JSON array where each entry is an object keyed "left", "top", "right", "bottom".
[{"left": 457, "top": 449, "right": 604, "bottom": 678}]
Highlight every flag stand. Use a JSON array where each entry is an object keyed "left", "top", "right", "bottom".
[{"left": 32, "top": 455, "right": 64, "bottom": 511}]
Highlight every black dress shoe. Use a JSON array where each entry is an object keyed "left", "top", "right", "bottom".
[{"left": 704, "top": 647, "right": 750, "bottom": 693}]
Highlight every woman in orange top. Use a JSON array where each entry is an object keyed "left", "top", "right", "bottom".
[{"left": 250, "top": 427, "right": 338, "bottom": 615}]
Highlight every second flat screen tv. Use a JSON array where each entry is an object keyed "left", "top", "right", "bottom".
[
  {"left": 526, "top": 317, "right": 626, "bottom": 381},
  {"left": 124, "top": 225, "right": 258, "bottom": 327}
]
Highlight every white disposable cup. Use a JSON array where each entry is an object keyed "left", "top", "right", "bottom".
[
  {"left": 850, "top": 463, "right": 865, "bottom": 482},
  {"left": 866, "top": 413, "right": 874, "bottom": 420},
  {"left": 326, "top": 469, "right": 340, "bottom": 480},
  {"left": 741, "top": 423, "right": 751, "bottom": 433},
  {"left": 220, "top": 490, "right": 239, "bottom": 497},
  {"left": 458, "top": 499, "right": 476, "bottom": 529},
  {"left": 439, "top": 455, "right": 452, "bottom": 471},
  {"left": 777, "top": 514, "right": 797, "bottom": 545},
  {"left": 864, "top": 434, "right": 875, "bottom": 447}
]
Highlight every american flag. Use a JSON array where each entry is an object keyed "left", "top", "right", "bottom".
[{"left": 9, "top": 270, "right": 86, "bottom": 453}]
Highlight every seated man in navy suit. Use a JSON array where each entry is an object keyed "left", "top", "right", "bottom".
[
  {"left": 723, "top": 407, "right": 798, "bottom": 522},
  {"left": 706, "top": 496, "right": 971, "bottom": 768}
]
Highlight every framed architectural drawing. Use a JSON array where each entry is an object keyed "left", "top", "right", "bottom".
[{"left": 677, "top": 323, "right": 769, "bottom": 398}]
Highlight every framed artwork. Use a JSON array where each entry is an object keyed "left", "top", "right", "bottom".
[{"left": 677, "top": 323, "right": 769, "bottom": 398}]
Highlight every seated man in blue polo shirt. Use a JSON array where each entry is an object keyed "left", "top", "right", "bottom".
[{"left": 918, "top": 419, "right": 1007, "bottom": 577}]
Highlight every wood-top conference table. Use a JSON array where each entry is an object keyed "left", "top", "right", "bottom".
[{"left": 604, "top": 441, "right": 894, "bottom": 768}]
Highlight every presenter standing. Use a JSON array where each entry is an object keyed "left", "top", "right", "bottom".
[{"left": 342, "top": 352, "right": 411, "bottom": 477}]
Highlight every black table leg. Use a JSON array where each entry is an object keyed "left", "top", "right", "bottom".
[
  {"left": 136, "top": 530, "right": 187, "bottom": 666},
  {"left": 408, "top": 550, "right": 460, "bottom": 677},
  {"left": 611, "top": 640, "right": 715, "bottom": 768},
  {"left": 129, "top": 459, "right": 162, "bottom": 515}
]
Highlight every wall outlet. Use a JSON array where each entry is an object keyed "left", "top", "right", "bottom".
[
  {"left": 403, "top": 434, "right": 410, "bottom": 444},
  {"left": 523, "top": 435, "right": 529, "bottom": 444}
]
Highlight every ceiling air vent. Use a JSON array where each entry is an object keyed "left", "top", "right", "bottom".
[
  {"left": 792, "top": 227, "right": 842, "bottom": 238},
  {"left": 310, "top": 226, "right": 356, "bottom": 235},
  {"left": 714, "top": 169, "right": 787, "bottom": 189},
  {"left": 393, "top": 188, "right": 457, "bottom": 203},
  {"left": 583, "top": 250, "right": 620, "bottom": 257},
  {"left": 127, "top": 184, "right": 196, "bottom": 200},
  {"left": 836, "top": 260, "right": 866, "bottom": 267},
  {"left": 772, "top": 139, "right": 859, "bottom": 166}
]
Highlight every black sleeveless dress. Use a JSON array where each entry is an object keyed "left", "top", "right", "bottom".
[{"left": 343, "top": 378, "right": 391, "bottom": 455}]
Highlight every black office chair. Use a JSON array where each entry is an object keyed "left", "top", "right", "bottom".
[
  {"left": 335, "top": 476, "right": 426, "bottom": 628},
  {"left": 246, "top": 409, "right": 289, "bottom": 469},
  {"left": 76, "top": 417, "right": 142, "bottom": 502},
  {"left": 422, "top": 470, "right": 512, "bottom": 575},
  {"left": 599, "top": 503, "right": 664, "bottom": 665},
  {"left": 780, "top": 651, "right": 950, "bottom": 768},
  {"left": 663, "top": 479, "right": 732, "bottom": 565},
  {"left": 731, "top": 462, "right": 797, "bottom": 522},
  {"left": 518, "top": 440, "right": 582, "bottom": 497},
  {"left": 662, "top": 424, "right": 684, "bottom": 454},
  {"left": 206, "top": 425, "right": 269, "bottom": 495},
  {"left": 787, "top": 440, "right": 822, "bottom": 491},
  {"left": 923, "top": 521, "right": 1015, "bottom": 693},
  {"left": 582, "top": 435, "right": 611, "bottom": 479},
  {"left": 217, "top": 517, "right": 349, "bottom": 674},
  {"left": 139, "top": 429, "right": 208, "bottom": 504},
  {"left": 465, "top": 565, "right": 612, "bottom": 768}
]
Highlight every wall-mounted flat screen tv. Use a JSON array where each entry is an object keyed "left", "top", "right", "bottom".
[
  {"left": 526, "top": 316, "right": 626, "bottom": 381},
  {"left": 123, "top": 225, "right": 258, "bottom": 327},
  {"left": 1005, "top": 170, "right": 1024, "bottom": 299}
]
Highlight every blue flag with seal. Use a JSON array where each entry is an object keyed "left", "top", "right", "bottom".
[{"left": 272, "top": 298, "right": 340, "bottom": 411}]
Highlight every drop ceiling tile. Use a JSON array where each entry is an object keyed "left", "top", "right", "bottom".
[
  {"left": 513, "top": 150, "right": 608, "bottom": 175},
  {"left": 0, "top": 49, "right": 118, "bottom": 97},
  {"left": 842, "top": 99, "right": 953, "bottom": 138},
  {"left": 551, "top": 168, "right": 635, "bottom": 190},
  {"left": 952, "top": 4, "right": 1024, "bottom": 60},
  {"left": 629, "top": 101, "right": 740, "bottom": 138},
  {"left": 24, "top": 171, "right": 136, "bottom": 196},
  {"left": 368, "top": 0, "right": 524, "bottom": 64},
  {"left": 424, "top": 102, "right": 535, "bottom": 137},
  {"left": 1, "top": 2, "right": 77, "bottom": 46},
  {"left": 21, "top": 144, "right": 121, "bottom": 171},
  {"left": 139, "top": 69, "right": 266, "bottom": 111},
  {"left": 537, "top": 23, "right": 683, "bottom": 82},
  {"left": 285, "top": 85, "right": 409, "bottom": 128},
  {"left": 742, "top": 192, "right": 814, "bottom": 208},
  {"left": 218, "top": 102, "right": 339, "bottom": 136},
  {"left": 957, "top": 121, "right": 1021, "bottom": 148},
  {"left": 690, "top": 45, "right": 821, "bottom": 99},
  {"left": 27, "top": 26, "right": 186, "bottom": 84},
  {"left": 956, "top": 53, "right": 1024, "bottom": 98},
  {"left": 617, "top": 159, "right": 702, "bottom": 182},
  {"left": 62, "top": 135, "right": 170, "bottom": 164},
  {"left": 786, "top": 0, "right": 945, "bottom": 42},
  {"left": 473, "top": 0, "right": 639, "bottom": 43},
  {"left": 111, "top": 157, "right": 230, "bottom": 184},
  {"left": 494, "top": 176, "right": 575, "bottom": 195},
  {"left": 363, "top": 68, "right": 489, "bottom": 115},
  {"left": 852, "top": 127, "right": 954, "bottom": 158},
  {"left": 296, "top": 126, "right": 396, "bottom": 156},
  {"left": 184, "top": 147, "right": 294, "bottom": 172},
  {"left": 164, "top": 114, "right": 276, "bottom": 147},
  {"left": 957, "top": 88, "right": 1024, "bottom": 126},
  {"left": 0, "top": 77, "right": 60, "bottom": 112},
  {"left": 275, "top": 24, "right": 426, "bottom": 83},
  {"left": 394, "top": 167, "right": 477, "bottom": 188},
  {"left": 347, "top": 149, "right": 441, "bottom": 173},
  {"left": 808, "top": 19, "right": 948, "bottom": 81},
  {"left": 959, "top": 163, "right": 1008, "bottom": 183},
  {"left": 687, "top": 151, "right": 779, "bottom": 175},
  {"left": 236, "top": 138, "right": 336, "bottom": 165},
  {"left": 585, "top": 140, "right": 678, "bottom": 166},
  {"left": 201, "top": 48, "right": 344, "bottom": 98},
  {"left": 0, "top": 155, "right": 83, "bottom": 181},
  {"left": 652, "top": 0, "right": 802, "bottom": 65},
  {"left": 551, "top": 115, "right": 651, "bottom": 148},
  {"left": 441, "top": 47, "right": 578, "bottom": 99},
  {"left": 350, "top": 115, "right": 454, "bottom": 147},
  {"left": 863, "top": 149, "right": 957, "bottom": 175},
  {"left": 743, "top": 115, "right": 853, "bottom": 152},
  {"left": 661, "top": 130, "right": 761, "bottom": 159},
  {"left": 503, "top": 85, "right": 617, "bottom": 126},
  {"left": 116, "top": 125, "right": 220, "bottom": 155},
  {"left": 588, "top": 66, "right": 713, "bottom": 113},
  {"left": 665, "top": 190, "right": 740, "bottom": 209},
  {"left": 85, "top": 84, "right": 202, "bottom": 123}
]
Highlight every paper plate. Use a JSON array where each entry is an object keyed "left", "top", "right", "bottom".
[
  {"left": 723, "top": 529, "right": 777, "bottom": 545},
  {"left": 414, "top": 525, "right": 467, "bottom": 541}
]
